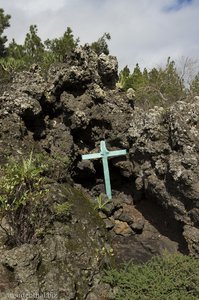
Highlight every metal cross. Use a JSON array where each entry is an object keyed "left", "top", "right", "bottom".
[{"left": 82, "top": 140, "right": 127, "bottom": 199}]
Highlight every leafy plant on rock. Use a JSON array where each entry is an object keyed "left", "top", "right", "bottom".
[
  {"left": 53, "top": 202, "right": 72, "bottom": 222},
  {"left": 0, "top": 152, "right": 48, "bottom": 245},
  {"left": 94, "top": 194, "right": 111, "bottom": 212}
]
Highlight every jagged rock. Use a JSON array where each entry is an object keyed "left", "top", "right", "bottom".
[
  {"left": 188, "top": 208, "right": 199, "bottom": 227},
  {"left": 0, "top": 184, "right": 110, "bottom": 298},
  {"left": 183, "top": 225, "right": 199, "bottom": 256},
  {"left": 127, "top": 100, "right": 199, "bottom": 256},
  {"left": 0, "top": 65, "right": 46, "bottom": 118},
  {"left": 117, "top": 204, "right": 145, "bottom": 233},
  {"left": 113, "top": 220, "right": 133, "bottom": 236},
  {"left": 1, "top": 244, "right": 41, "bottom": 289},
  {"left": 104, "top": 218, "right": 115, "bottom": 230},
  {"left": 97, "top": 53, "right": 118, "bottom": 88},
  {"left": 126, "top": 87, "right": 135, "bottom": 100}
]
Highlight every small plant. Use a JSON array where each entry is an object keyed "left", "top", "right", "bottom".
[
  {"left": 53, "top": 202, "right": 72, "bottom": 222},
  {"left": 0, "top": 152, "right": 47, "bottom": 245},
  {"left": 0, "top": 151, "right": 45, "bottom": 210},
  {"left": 54, "top": 202, "right": 71, "bottom": 214},
  {"left": 94, "top": 194, "right": 111, "bottom": 212},
  {"left": 103, "top": 252, "right": 199, "bottom": 300}
]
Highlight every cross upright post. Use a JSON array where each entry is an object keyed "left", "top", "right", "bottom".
[{"left": 82, "top": 140, "right": 127, "bottom": 199}]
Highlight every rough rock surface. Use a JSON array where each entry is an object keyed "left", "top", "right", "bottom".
[
  {"left": 0, "top": 184, "right": 110, "bottom": 299},
  {"left": 0, "top": 45, "right": 199, "bottom": 298},
  {"left": 128, "top": 102, "right": 199, "bottom": 257}
]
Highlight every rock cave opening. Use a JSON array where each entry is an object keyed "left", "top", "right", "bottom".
[
  {"left": 135, "top": 198, "right": 189, "bottom": 255},
  {"left": 72, "top": 155, "right": 134, "bottom": 197},
  {"left": 21, "top": 111, "right": 46, "bottom": 140},
  {"left": 72, "top": 154, "right": 189, "bottom": 257},
  {"left": 71, "top": 127, "right": 96, "bottom": 150},
  {"left": 71, "top": 119, "right": 112, "bottom": 152},
  {"left": 54, "top": 82, "right": 88, "bottom": 100}
]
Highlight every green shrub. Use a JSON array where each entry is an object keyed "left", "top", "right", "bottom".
[
  {"left": 0, "top": 151, "right": 45, "bottom": 210},
  {"left": 0, "top": 152, "right": 48, "bottom": 245},
  {"left": 0, "top": 57, "right": 26, "bottom": 74},
  {"left": 104, "top": 252, "right": 199, "bottom": 300}
]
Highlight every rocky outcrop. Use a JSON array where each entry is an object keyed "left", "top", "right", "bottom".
[
  {"left": 0, "top": 45, "right": 199, "bottom": 298},
  {"left": 0, "top": 184, "right": 110, "bottom": 299},
  {"left": 128, "top": 101, "right": 199, "bottom": 257}
]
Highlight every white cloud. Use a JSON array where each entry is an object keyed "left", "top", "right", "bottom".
[
  {"left": 1, "top": 0, "right": 199, "bottom": 72},
  {"left": 12, "top": 0, "right": 66, "bottom": 14}
]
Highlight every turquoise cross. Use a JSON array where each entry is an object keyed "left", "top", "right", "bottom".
[{"left": 82, "top": 140, "right": 127, "bottom": 199}]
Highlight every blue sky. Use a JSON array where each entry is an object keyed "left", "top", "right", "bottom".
[
  {"left": 1, "top": 0, "right": 199, "bottom": 77},
  {"left": 165, "top": 0, "right": 193, "bottom": 11}
]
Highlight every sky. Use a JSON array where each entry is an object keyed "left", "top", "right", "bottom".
[{"left": 1, "top": 0, "right": 199, "bottom": 74}]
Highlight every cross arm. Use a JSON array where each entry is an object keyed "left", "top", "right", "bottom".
[
  {"left": 107, "top": 149, "right": 127, "bottom": 157},
  {"left": 82, "top": 152, "right": 102, "bottom": 160}
]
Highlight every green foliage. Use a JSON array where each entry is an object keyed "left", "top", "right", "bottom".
[
  {"left": 0, "top": 8, "right": 11, "bottom": 57},
  {"left": 0, "top": 152, "right": 47, "bottom": 245},
  {"left": 117, "top": 65, "right": 131, "bottom": 90},
  {"left": 131, "top": 63, "right": 147, "bottom": 90},
  {"left": 54, "top": 202, "right": 71, "bottom": 215},
  {"left": 154, "top": 58, "right": 184, "bottom": 102},
  {"left": 117, "top": 63, "right": 145, "bottom": 91},
  {"left": 104, "top": 252, "right": 199, "bottom": 300},
  {"left": 0, "top": 151, "right": 44, "bottom": 210},
  {"left": 44, "top": 27, "right": 79, "bottom": 62},
  {"left": 0, "top": 24, "right": 79, "bottom": 78},
  {"left": 0, "top": 37, "right": 26, "bottom": 87},
  {"left": 118, "top": 58, "right": 186, "bottom": 108},
  {"left": 3, "top": 25, "right": 45, "bottom": 71},
  {"left": 190, "top": 72, "right": 199, "bottom": 95},
  {"left": 24, "top": 25, "right": 45, "bottom": 63},
  {"left": 53, "top": 201, "right": 72, "bottom": 222},
  {"left": 90, "top": 32, "right": 111, "bottom": 55},
  {"left": 8, "top": 38, "right": 24, "bottom": 59},
  {"left": 94, "top": 194, "right": 111, "bottom": 212},
  {"left": 0, "top": 56, "right": 26, "bottom": 74}
]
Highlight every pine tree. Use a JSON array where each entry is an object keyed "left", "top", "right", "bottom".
[
  {"left": 190, "top": 72, "right": 199, "bottom": 95},
  {"left": 90, "top": 33, "right": 111, "bottom": 56},
  {"left": 24, "top": 25, "right": 45, "bottom": 63},
  {"left": 117, "top": 65, "right": 131, "bottom": 89},
  {"left": 0, "top": 8, "right": 11, "bottom": 57},
  {"left": 131, "top": 63, "right": 146, "bottom": 90},
  {"left": 158, "top": 57, "right": 185, "bottom": 102},
  {"left": 8, "top": 39, "right": 24, "bottom": 59},
  {"left": 44, "top": 27, "right": 79, "bottom": 62}
]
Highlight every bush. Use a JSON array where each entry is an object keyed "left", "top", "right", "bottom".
[
  {"left": 104, "top": 252, "right": 199, "bottom": 300},
  {"left": 0, "top": 152, "right": 48, "bottom": 245}
]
